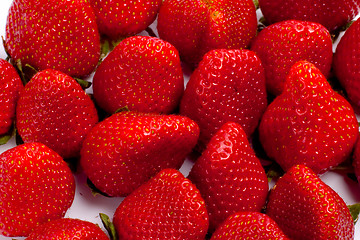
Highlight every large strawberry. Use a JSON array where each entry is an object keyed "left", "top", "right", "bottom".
[
  {"left": 80, "top": 111, "right": 199, "bottom": 197},
  {"left": 93, "top": 36, "right": 184, "bottom": 114},
  {"left": 0, "top": 58, "right": 23, "bottom": 136},
  {"left": 180, "top": 49, "right": 267, "bottom": 150},
  {"left": 259, "top": 61, "right": 358, "bottom": 173},
  {"left": 113, "top": 168, "right": 209, "bottom": 239},
  {"left": 16, "top": 69, "right": 98, "bottom": 159},
  {"left": 188, "top": 122, "right": 269, "bottom": 232},
  {"left": 258, "top": 0, "right": 360, "bottom": 32},
  {"left": 5, "top": 0, "right": 100, "bottom": 78},
  {"left": 250, "top": 20, "right": 333, "bottom": 96},
  {"left": 157, "top": 0, "right": 257, "bottom": 67},
  {"left": 266, "top": 164, "right": 354, "bottom": 239},
  {"left": 0, "top": 142, "right": 75, "bottom": 237}
]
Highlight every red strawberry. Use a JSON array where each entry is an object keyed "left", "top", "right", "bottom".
[
  {"left": 26, "top": 218, "right": 109, "bottom": 240},
  {"left": 80, "top": 111, "right": 199, "bottom": 197},
  {"left": 0, "top": 142, "right": 75, "bottom": 237},
  {"left": 210, "top": 212, "right": 290, "bottom": 240},
  {"left": 188, "top": 122, "right": 269, "bottom": 232},
  {"left": 250, "top": 20, "right": 333, "bottom": 96},
  {"left": 93, "top": 36, "right": 184, "bottom": 114},
  {"left": 90, "top": 0, "right": 161, "bottom": 39},
  {"left": 258, "top": 0, "right": 360, "bottom": 32},
  {"left": 259, "top": 61, "right": 358, "bottom": 173},
  {"left": 113, "top": 168, "right": 209, "bottom": 239},
  {"left": 266, "top": 164, "right": 354, "bottom": 239},
  {"left": 157, "top": 0, "right": 257, "bottom": 67},
  {"left": 16, "top": 69, "right": 98, "bottom": 159},
  {"left": 180, "top": 49, "right": 267, "bottom": 150},
  {"left": 0, "top": 58, "right": 23, "bottom": 136},
  {"left": 5, "top": 0, "right": 100, "bottom": 78}
]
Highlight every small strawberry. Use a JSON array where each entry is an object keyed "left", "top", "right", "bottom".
[
  {"left": 180, "top": 49, "right": 267, "bottom": 150},
  {"left": 26, "top": 218, "right": 109, "bottom": 240},
  {"left": 259, "top": 61, "right": 358, "bottom": 173},
  {"left": 113, "top": 168, "right": 209, "bottom": 239},
  {"left": 188, "top": 122, "right": 269, "bottom": 232},
  {"left": 266, "top": 164, "right": 354, "bottom": 239},
  {"left": 80, "top": 111, "right": 199, "bottom": 197},
  {"left": 92, "top": 36, "right": 184, "bottom": 114},
  {"left": 210, "top": 212, "right": 290, "bottom": 240},
  {"left": 258, "top": 0, "right": 360, "bottom": 32},
  {"left": 90, "top": 0, "right": 161, "bottom": 39},
  {"left": 250, "top": 20, "right": 333, "bottom": 96},
  {"left": 0, "top": 142, "right": 75, "bottom": 237},
  {"left": 16, "top": 69, "right": 98, "bottom": 159},
  {"left": 157, "top": 0, "right": 257, "bottom": 67},
  {"left": 5, "top": 0, "right": 100, "bottom": 78}
]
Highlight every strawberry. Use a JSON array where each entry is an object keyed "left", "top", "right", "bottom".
[
  {"left": 80, "top": 111, "right": 199, "bottom": 197},
  {"left": 16, "top": 69, "right": 98, "bottom": 159},
  {"left": 90, "top": 0, "right": 161, "bottom": 39},
  {"left": 180, "top": 49, "right": 267, "bottom": 150},
  {"left": 210, "top": 212, "right": 290, "bottom": 240},
  {"left": 113, "top": 168, "right": 209, "bottom": 239},
  {"left": 26, "top": 218, "right": 109, "bottom": 240},
  {"left": 0, "top": 142, "right": 75, "bottom": 237},
  {"left": 157, "top": 0, "right": 257, "bottom": 67},
  {"left": 258, "top": 61, "right": 358, "bottom": 173},
  {"left": 188, "top": 122, "right": 269, "bottom": 232},
  {"left": 266, "top": 164, "right": 354, "bottom": 239},
  {"left": 92, "top": 36, "right": 184, "bottom": 114},
  {"left": 5, "top": 0, "right": 100, "bottom": 78},
  {"left": 0, "top": 58, "right": 23, "bottom": 136},
  {"left": 250, "top": 20, "right": 333, "bottom": 96},
  {"left": 258, "top": 0, "right": 360, "bottom": 32}
]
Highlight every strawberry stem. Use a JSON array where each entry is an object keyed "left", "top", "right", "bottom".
[{"left": 99, "top": 213, "right": 118, "bottom": 240}]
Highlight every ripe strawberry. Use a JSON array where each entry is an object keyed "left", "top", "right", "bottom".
[
  {"left": 0, "top": 58, "right": 23, "bottom": 136},
  {"left": 188, "top": 122, "right": 268, "bottom": 232},
  {"left": 0, "top": 142, "right": 75, "bottom": 237},
  {"left": 90, "top": 0, "right": 161, "bottom": 39},
  {"left": 250, "top": 20, "right": 333, "bottom": 96},
  {"left": 157, "top": 0, "right": 257, "bottom": 67},
  {"left": 93, "top": 36, "right": 184, "bottom": 114},
  {"left": 113, "top": 168, "right": 209, "bottom": 239},
  {"left": 180, "top": 49, "right": 267, "bottom": 150},
  {"left": 266, "top": 164, "right": 354, "bottom": 239},
  {"left": 26, "top": 218, "right": 109, "bottom": 240},
  {"left": 5, "top": 0, "right": 100, "bottom": 78},
  {"left": 80, "top": 111, "right": 199, "bottom": 197},
  {"left": 16, "top": 69, "right": 98, "bottom": 159},
  {"left": 211, "top": 212, "right": 290, "bottom": 240},
  {"left": 258, "top": 0, "right": 360, "bottom": 32},
  {"left": 259, "top": 61, "right": 358, "bottom": 173}
]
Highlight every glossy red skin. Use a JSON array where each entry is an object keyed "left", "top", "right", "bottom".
[
  {"left": 180, "top": 49, "right": 267, "bottom": 151},
  {"left": 211, "top": 212, "right": 290, "bottom": 240},
  {"left": 93, "top": 36, "right": 184, "bottom": 114},
  {"left": 5, "top": 0, "right": 100, "bottom": 78},
  {"left": 16, "top": 69, "right": 98, "bottom": 159},
  {"left": 80, "top": 111, "right": 199, "bottom": 197},
  {"left": 26, "top": 218, "right": 109, "bottom": 240},
  {"left": 157, "top": 0, "right": 257, "bottom": 67},
  {"left": 90, "top": 0, "right": 161, "bottom": 39},
  {"left": 259, "top": 61, "right": 359, "bottom": 174},
  {"left": 0, "top": 142, "right": 75, "bottom": 237},
  {"left": 0, "top": 59, "right": 23, "bottom": 135},
  {"left": 259, "top": 0, "right": 360, "bottom": 32},
  {"left": 267, "top": 165, "right": 354, "bottom": 240},
  {"left": 251, "top": 20, "right": 333, "bottom": 96},
  {"left": 113, "top": 169, "right": 209, "bottom": 239}
]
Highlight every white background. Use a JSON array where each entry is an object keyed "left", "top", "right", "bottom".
[{"left": 0, "top": 0, "right": 359, "bottom": 239}]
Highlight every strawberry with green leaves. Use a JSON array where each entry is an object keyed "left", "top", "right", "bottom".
[
  {"left": 0, "top": 142, "right": 75, "bottom": 237},
  {"left": 259, "top": 61, "right": 358, "bottom": 173}
]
